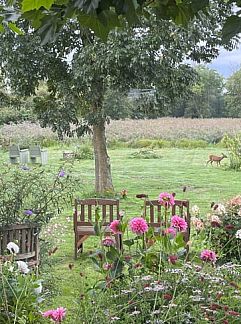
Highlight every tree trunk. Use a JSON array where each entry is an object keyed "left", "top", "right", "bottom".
[{"left": 93, "top": 121, "right": 114, "bottom": 194}]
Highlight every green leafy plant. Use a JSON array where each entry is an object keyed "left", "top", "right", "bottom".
[
  {"left": 0, "top": 245, "right": 45, "bottom": 323},
  {"left": 192, "top": 199, "right": 241, "bottom": 263},
  {"left": 0, "top": 166, "right": 81, "bottom": 227},
  {"left": 74, "top": 144, "right": 94, "bottom": 160},
  {"left": 222, "top": 134, "right": 241, "bottom": 170}
]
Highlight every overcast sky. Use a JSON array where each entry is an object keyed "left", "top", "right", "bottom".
[{"left": 207, "top": 45, "right": 241, "bottom": 78}]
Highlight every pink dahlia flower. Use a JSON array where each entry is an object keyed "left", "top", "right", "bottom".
[
  {"left": 109, "top": 220, "right": 122, "bottom": 234},
  {"left": 164, "top": 227, "right": 176, "bottom": 238},
  {"left": 200, "top": 249, "right": 217, "bottom": 263},
  {"left": 158, "top": 192, "right": 175, "bottom": 208},
  {"left": 42, "top": 307, "right": 66, "bottom": 322},
  {"left": 129, "top": 217, "right": 148, "bottom": 235},
  {"left": 171, "top": 215, "right": 187, "bottom": 232},
  {"left": 102, "top": 236, "right": 115, "bottom": 247}
]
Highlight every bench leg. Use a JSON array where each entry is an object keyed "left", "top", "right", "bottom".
[{"left": 75, "top": 234, "right": 88, "bottom": 259}]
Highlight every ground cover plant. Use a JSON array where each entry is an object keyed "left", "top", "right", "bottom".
[{"left": 0, "top": 139, "right": 241, "bottom": 323}]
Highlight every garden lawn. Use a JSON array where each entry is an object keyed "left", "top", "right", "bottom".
[{"left": 1, "top": 146, "right": 241, "bottom": 323}]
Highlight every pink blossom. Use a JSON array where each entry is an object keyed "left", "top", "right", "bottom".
[
  {"left": 129, "top": 217, "right": 148, "bottom": 235},
  {"left": 200, "top": 249, "right": 217, "bottom": 263},
  {"left": 158, "top": 192, "right": 175, "bottom": 208},
  {"left": 171, "top": 215, "right": 187, "bottom": 232},
  {"left": 168, "top": 255, "right": 178, "bottom": 264},
  {"left": 103, "top": 263, "right": 112, "bottom": 270},
  {"left": 42, "top": 307, "right": 66, "bottom": 322},
  {"left": 109, "top": 220, "right": 122, "bottom": 234},
  {"left": 164, "top": 227, "right": 176, "bottom": 238},
  {"left": 42, "top": 310, "right": 54, "bottom": 318},
  {"left": 102, "top": 236, "right": 115, "bottom": 247}
]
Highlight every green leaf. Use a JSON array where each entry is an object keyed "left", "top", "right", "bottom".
[
  {"left": 222, "top": 15, "right": 241, "bottom": 43},
  {"left": 78, "top": 13, "right": 110, "bottom": 40},
  {"left": 190, "top": 0, "right": 209, "bottom": 13},
  {"left": 8, "top": 22, "right": 24, "bottom": 35},
  {"left": 123, "top": 239, "right": 135, "bottom": 247},
  {"left": 37, "top": 17, "right": 58, "bottom": 45},
  {"left": 106, "top": 246, "right": 119, "bottom": 261},
  {"left": 22, "top": 0, "right": 55, "bottom": 12},
  {"left": 175, "top": 232, "right": 185, "bottom": 248},
  {"left": 22, "top": 10, "right": 45, "bottom": 29},
  {"left": 0, "top": 24, "right": 4, "bottom": 32}
]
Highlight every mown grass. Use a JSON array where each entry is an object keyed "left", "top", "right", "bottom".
[{"left": 1, "top": 145, "right": 241, "bottom": 323}]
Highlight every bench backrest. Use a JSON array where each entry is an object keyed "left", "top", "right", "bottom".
[
  {"left": 144, "top": 199, "right": 190, "bottom": 241},
  {"left": 29, "top": 145, "right": 41, "bottom": 157},
  {"left": 74, "top": 198, "right": 120, "bottom": 227},
  {"left": 9, "top": 145, "right": 20, "bottom": 157}
]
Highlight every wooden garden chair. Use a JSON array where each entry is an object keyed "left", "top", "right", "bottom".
[
  {"left": 143, "top": 199, "right": 191, "bottom": 243},
  {"left": 9, "top": 144, "right": 29, "bottom": 164},
  {"left": 73, "top": 198, "right": 122, "bottom": 259},
  {"left": 29, "top": 145, "right": 48, "bottom": 165},
  {"left": 0, "top": 223, "right": 40, "bottom": 267}
]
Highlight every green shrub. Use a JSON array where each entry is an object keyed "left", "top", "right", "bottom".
[
  {"left": 0, "top": 251, "right": 44, "bottom": 323},
  {"left": 129, "top": 148, "right": 161, "bottom": 159},
  {"left": 74, "top": 144, "right": 94, "bottom": 160},
  {"left": 192, "top": 198, "right": 241, "bottom": 263},
  {"left": 0, "top": 106, "right": 37, "bottom": 126},
  {"left": 0, "top": 166, "right": 81, "bottom": 227},
  {"left": 222, "top": 134, "right": 241, "bottom": 170},
  {"left": 174, "top": 138, "right": 208, "bottom": 149}
]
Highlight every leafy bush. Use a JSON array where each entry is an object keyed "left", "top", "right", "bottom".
[
  {"left": 0, "top": 246, "right": 45, "bottom": 323},
  {"left": 222, "top": 133, "right": 241, "bottom": 170},
  {"left": 0, "top": 106, "right": 37, "bottom": 126},
  {"left": 74, "top": 144, "right": 94, "bottom": 160},
  {"left": 174, "top": 138, "right": 208, "bottom": 149},
  {"left": 0, "top": 166, "right": 81, "bottom": 227},
  {"left": 129, "top": 149, "right": 161, "bottom": 159},
  {"left": 192, "top": 198, "right": 241, "bottom": 263}
]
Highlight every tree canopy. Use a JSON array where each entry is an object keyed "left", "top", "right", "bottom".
[{"left": 0, "top": 0, "right": 240, "bottom": 45}]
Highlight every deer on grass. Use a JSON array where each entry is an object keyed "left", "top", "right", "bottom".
[{"left": 206, "top": 153, "right": 227, "bottom": 166}]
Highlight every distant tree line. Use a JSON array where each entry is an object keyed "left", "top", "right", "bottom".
[
  {"left": 99, "top": 65, "right": 241, "bottom": 120},
  {"left": 1, "top": 64, "right": 241, "bottom": 126}
]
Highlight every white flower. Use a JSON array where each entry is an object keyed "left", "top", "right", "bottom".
[
  {"left": 16, "top": 261, "right": 30, "bottom": 274},
  {"left": 7, "top": 242, "right": 19, "bottom": 254},
  {"left": 235, "top": 229, "right": 241, "bottom": 239},
  {"left": 213, "top": 203, "right": 226, "bottom": 215},
  {"left": 191, "top": 205, "right": 200, "bottom": 216}
]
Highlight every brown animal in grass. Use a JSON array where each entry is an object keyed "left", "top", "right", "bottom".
[{"left": 206, "top": 153, "right": 227, "bottom": 166}]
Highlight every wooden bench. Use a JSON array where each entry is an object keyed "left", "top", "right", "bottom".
[
  {"left": 144, "top": 199, "right": 191, "bottom": 243},
  {"left": 9, "top": 144, "right": 29, "bottom": 164},
  {"left": 29, "top": 145, "right": 48, "bottom": 165},
  {"left": 0, "top": 223, "right": 40, "bottom": 267},
  {"left": 74, "top": 198, "right": 121, "bottom": 258}
]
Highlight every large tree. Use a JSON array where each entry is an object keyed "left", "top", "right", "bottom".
[
  {"left": 0, "top": 6, "right": 236, "bottom": 193},
  {"left": 225, "top": 68, "right": 241, "bottom": 117},
  {"left": 170, "top": 66, "right": 225, "bottom": 118}
]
